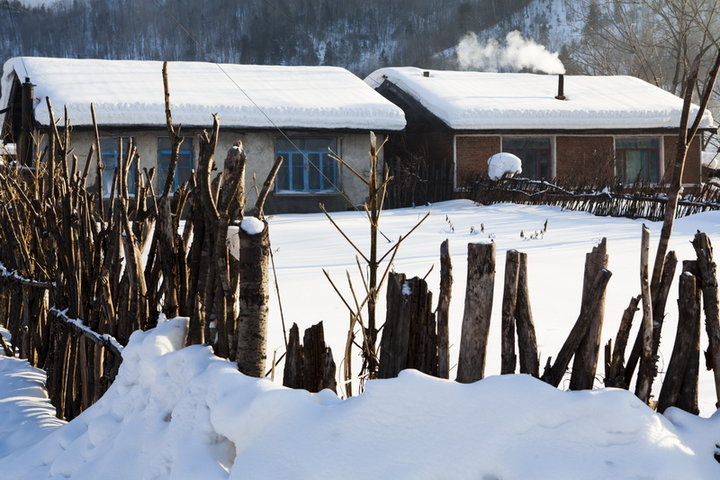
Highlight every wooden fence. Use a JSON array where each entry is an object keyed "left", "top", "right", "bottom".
[
  {"left": 0, "top": 89, "right": 278, "bottom": 419},
  {"left": 465, "top": 177, "right": 720, "bottom": 221},
  {"left": 331, "top": 231, "right": 720, "bottom": 414}
]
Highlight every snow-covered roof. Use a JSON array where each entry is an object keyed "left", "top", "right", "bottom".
[
  {"left": 0, "top": 57, "right": 406, "bottom": 130},
  {"left": 365, "top": 67, "right": 716, "bottom": 131}
]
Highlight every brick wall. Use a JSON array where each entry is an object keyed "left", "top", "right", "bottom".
[
  {"left": 455, "top": 135, "right": 501, "bottom": 185},
  {"left": 555, "top": 136, "right": 615, "bottom": 185},
  {"left": 663, "top": 135, "right": 702, "bottom": 184}
]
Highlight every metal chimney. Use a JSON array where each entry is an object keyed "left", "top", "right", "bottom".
[{"left": 555, "top": 74, "right": 566, "bottom": 100}]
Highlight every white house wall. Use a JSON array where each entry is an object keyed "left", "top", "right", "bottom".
[{"left": 70, "top": 129, "right": 378, "bottom": 210}]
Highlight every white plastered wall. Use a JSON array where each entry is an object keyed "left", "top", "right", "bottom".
[{"left": 69, "top": 128, "right": 379, "bottom": 209}]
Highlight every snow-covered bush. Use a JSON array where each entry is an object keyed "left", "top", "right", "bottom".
[{"left": 487, "top": 152, "right": 522, "bottom": 180}]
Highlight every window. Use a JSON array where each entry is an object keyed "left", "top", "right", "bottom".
[
  {"left": 502, "top": 137, "right": 552, "bottom": 180},
  {"left": 275, "top": 137, "right": 338, "bottom": 193},
  {"left": 158, "top": 136, "right": 194, "bottom": 191},
  {"left": 615, "top": 137, "right": 661, "bottom": 183},
  {"left": 100, "top": 137, "right": 135, "bottom": 197}
]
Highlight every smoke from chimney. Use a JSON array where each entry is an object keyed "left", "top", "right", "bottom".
[{"left": 456, "top": 31, "right": 566, "bottom": 75}]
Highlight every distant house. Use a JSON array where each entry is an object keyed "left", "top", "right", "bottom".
[
  {"left": 365, "top": 67, "right": 717, "bottom": 198},
  {"left": 0, "top": 57, "right": 406, "bottom": 213}
]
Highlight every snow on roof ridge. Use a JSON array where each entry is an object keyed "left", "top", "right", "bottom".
[
  {"left": 1, "top": 57, "right": 407, "bottom": 130},
  {"left": 365, "top": 66, "right": 716, "bottom": 131}
]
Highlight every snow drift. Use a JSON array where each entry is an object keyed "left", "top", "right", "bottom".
[{"left": 1, "top": 317, "right": 719, "bottom": 479}]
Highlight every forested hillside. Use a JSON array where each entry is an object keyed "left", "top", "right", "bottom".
[
  {"left": 1, "top": 0, "right": 532, "bottom": 75},
  {"left": 2, "top": 0, "right": 717, "bottom": 121}
]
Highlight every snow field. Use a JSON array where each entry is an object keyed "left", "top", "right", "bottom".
[
  {"left": 0, "top": 200, "right": 719, "bottom": 478},
  {"left": 1, "top": 316, "right": 719, "bottom": 479},
  {"left": 264, "top": 200, "right": 720, "bottom": 413}
]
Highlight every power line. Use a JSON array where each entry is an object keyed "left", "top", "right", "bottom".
[{"left": 154, "top": 0, "right": 356, "bottom": 207}]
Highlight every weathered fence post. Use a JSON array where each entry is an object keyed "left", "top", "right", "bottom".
[
  {"left": 604, "top": 295, "right": 640, "bottom": 388},
  {"left": 569, "top": 238, "right": 608, "bottom": 390},
  {"left": 456, "top": 242, "right": 495, "bottom": 383},
  {"left": 515, "top": 252, "right": 539, "bottom": 377},
  {"left": 691, "top": 232, "right": 720, "bottom": 408},
  {"left": 436, "top": 239, "right": 452, "bottom": 379},
  {"left": 379, "top": 272, "right": 437, "bottom": 378},
  {"left": 500, "top": 249, "right": 520, "bottom": 374},
  {"left": 657, "top": 270, "right": 701, "bottom": 413},
  {"left": 282, "top": 322, "right": 336, "bottom": 393},
  {"left": 541, "top": 240, "right": 612, "bottom": 388}
]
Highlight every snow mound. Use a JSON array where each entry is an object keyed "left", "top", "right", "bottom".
[
  {"left": 1, "top": 318, "right": 719, "bottom": 479},
  {"left": 488, "top": 152, "right": 522, "bottom": 180},
  {"left": 241, "top": 217, "right": 265, "bottom": 235},
  {"left": 0, "top": 357, "right": 64, "bottom": 459}
]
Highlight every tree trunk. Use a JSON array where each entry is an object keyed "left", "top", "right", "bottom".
[{"left": 236, "top": 221, "right": 270, "bottom": 377}]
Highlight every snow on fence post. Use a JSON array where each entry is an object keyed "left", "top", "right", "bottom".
[
  {"left": 569, "top": 238, "right": 608, "bottom": 390},
  {"left": 235, "top": 217, "right": 270, "bottom": 378},
  {"left": 456, "top": 242, "right": 495, "bottom": 383}
]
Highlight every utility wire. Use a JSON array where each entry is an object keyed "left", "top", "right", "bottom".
[{"left": 153, "top": 0, "right": 360, "bottom": 208}]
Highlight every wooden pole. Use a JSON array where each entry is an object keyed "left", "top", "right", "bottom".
[
  {"left": 604, "top": 295, "right": 640, "bottom": 388},
  {"left": 515, "top": 252, "right": 539, "bottom": 377},
  {"left": 657, "top": 271, "right": 700, "bottom": 413},
  {"left": 635, "top": 225, "right": 654, "bottom": 404},
  {"left": 436, "top": 239, "right": 452, "bottom": 379},
  {"left": 541, "top": 268, "right": 612, "bottom": 387},
  {"left": 500, "top": 249, "right": 520, "bottom": 374},
  {"left": 282, "top": 323, "right": 303, "bottom": 388},
  {"left": 570, "top": 238, "right": 608, "bottom": 390},
  {"left": 456, "top": 242, "right": 495, "bottom": 383},
  {"left": 691, "top": 232, "right": 720, "bottom": 407}
]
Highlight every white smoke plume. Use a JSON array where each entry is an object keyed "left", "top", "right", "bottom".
[{"left": 456, "top": 31, "right": 566, "bottom": 74}]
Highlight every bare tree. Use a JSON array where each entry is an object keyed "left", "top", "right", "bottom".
[{"left": 573, "top": 0, "right": 719, "bottom": 95}]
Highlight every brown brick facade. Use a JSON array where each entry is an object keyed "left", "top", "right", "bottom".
[
  {"left": 555, "top": 136, "right": 615, "bottom": 185},
  {"left": 455, "top": 135, "right": 501, "bottom": 184},
  {"left": 663, "top": 135, "right": 702, "bottom": 185},
  {"left": 453, "top": 133, "right": 704, "bottom": 190}
]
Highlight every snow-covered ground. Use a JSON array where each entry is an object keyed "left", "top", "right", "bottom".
[
  {"left": 1, "top": 200, "right": 720, "bottom": 478},
  {"left": 266, "top": 200, "right": 720, "bottom": 413},
  {"left": 1, "top": 317, "right": 719, "bottom": 479}
]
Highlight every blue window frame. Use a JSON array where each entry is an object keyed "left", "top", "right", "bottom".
[
  {"left": 275, "top": 137, "right": 338, "bottom": 193},
  {"left": 100, "top": 137, "right": 136, "bottom": 197},
  {"left": 616, "top": 137, "right": 661, "bottom": 183},
  {"left": 158, "top": 136, "right": 194, "bottom": 191}
]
